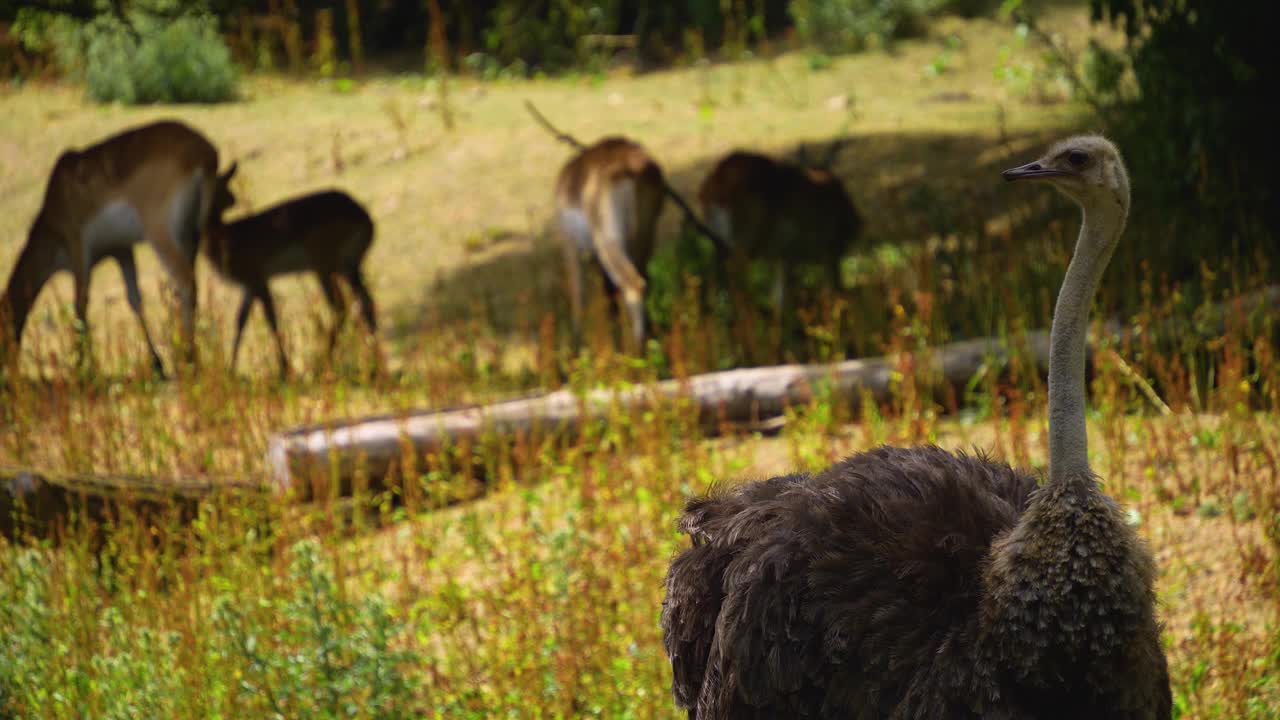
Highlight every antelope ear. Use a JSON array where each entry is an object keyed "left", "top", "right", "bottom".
[{"left": 219, "top": 161, "right": 239, "bottom": 184}]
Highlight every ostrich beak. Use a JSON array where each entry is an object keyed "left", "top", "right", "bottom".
[{"left": 1002, "top": 161, "right": 1070, "bottom": 182}]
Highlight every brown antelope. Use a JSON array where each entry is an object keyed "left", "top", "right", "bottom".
[
  {"left": 527, "top": 101, "right": 724, "bottom": 354},
  {"left": 698, "top": 142, "right": 862, "bottom": 321},
  {"left": 1, "top": 120, "right": 220, "bottom": 375},
  {"left": 207, "top": 163, "right": 379, "bottom": 377},
  {"left": 553, "top": 137, "right": 666, "bottom": 352}
]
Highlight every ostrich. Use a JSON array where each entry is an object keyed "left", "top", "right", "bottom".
[{"left": 660, "top": 136, "right": 1172, "bottom": 719}]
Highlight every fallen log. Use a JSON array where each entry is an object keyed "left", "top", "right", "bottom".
[
  {"left": 0, "top": 467, "right": 266, "bottom": 543},
  {"left": 266, "top": 285, "right": 1278, "bottom": 501},
  {"left": 267, "top": 333, "right": 1051, "bottom": 500}
]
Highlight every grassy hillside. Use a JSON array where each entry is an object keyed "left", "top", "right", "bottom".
[{"left": 0, "top": 6, "right": 1096, "bottom": 380}]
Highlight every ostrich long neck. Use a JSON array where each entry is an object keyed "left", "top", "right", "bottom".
[{"left": 1048, "top": 201, "right": 1125, "bottom": 484}]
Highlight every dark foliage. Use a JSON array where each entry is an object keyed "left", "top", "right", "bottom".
[
  {"left": 3, "top": 1, "right": 1001, "bottom": 74},
  {"left": 1089, "top": 0, "right": 1273, "bottom": 287}
]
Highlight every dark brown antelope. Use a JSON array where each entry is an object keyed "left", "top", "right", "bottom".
[
  {"left": 697, "top": 141, "right": 862, "bottom": 325},
  {"left": 206, "top": 163, "right": 379, "bottom": 377},
  {"left": 1, "top": 120, "right": 220, "bottom": 375}
]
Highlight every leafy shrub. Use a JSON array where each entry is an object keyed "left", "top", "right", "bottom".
[
  {"left": 484, "top": 1, "right": 621, "bottom": 73},
  {"left": 788, "top": 0, "right": 1000, "bottom": 53},
  {"left": 0, "top": 540, "right": 421, "bottom": 719},
  {"left": 0, "top": 549, "right": 190, "bottom": 718},
  {"left": 212, "top": 539, "right": 422, "bottom": 718},
  {"left": 23, "top": 9, "right": 236, "bottom": 104},
  {"left": 646, "top": 222, "right": 726, "bottom": 338}
]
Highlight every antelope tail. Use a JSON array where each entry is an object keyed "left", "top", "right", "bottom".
[
  {"left": 661, "top": 181, "right": 728, "bottom": 252},
  {"left": 524, "top": 100, "right": 585, "bottom": 151}
]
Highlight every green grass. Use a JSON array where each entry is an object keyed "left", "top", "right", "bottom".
[{"left": 1, "top": 6, "right": 1277, "bottom": 719}]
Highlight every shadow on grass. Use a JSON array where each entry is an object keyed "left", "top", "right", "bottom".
[{"left": 386, "top": 125, "right": 1079, "bottom": 358}]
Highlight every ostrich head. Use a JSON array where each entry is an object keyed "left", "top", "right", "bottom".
[{"left": 1003, "top": 135, "right": 1129, "bottom": 216}]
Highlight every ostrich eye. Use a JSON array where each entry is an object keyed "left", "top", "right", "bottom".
[{"left": 1066, "top": 151, "right": 1088, "bottom": 167}]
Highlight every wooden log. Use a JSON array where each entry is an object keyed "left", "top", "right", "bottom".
[
  {"left": 0, "top": 467, "right": 265, "bottom": 543},
  {"left": 266, "top": 285, "right": 1278, "bottom": 500},
  {"left": 266, "top": 333, "right": 1052, "bottom": 500}
]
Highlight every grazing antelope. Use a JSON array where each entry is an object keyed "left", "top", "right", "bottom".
[
  {"left": 1, "top": 120, "right": 219, "bottom": 375},
  {"left": 527, "top": 101, "right": 724, "bottom": 354},
  {"left": 698, "top": 142, "right": 862, "bottom": 326},
  {"left": 206, "top": 163, "right": 379, "bottom": 377}
]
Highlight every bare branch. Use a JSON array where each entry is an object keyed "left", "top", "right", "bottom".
[{"left": 267, "top": 285, "right": 1280, "bottom": 496}]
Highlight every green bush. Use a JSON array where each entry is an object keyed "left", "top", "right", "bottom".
[
  {"left": 788, "top": 0, "right": 1001, "bottom": 53},
  {"left": 0, "top": 540, "right": 420, "bottom": 719},
  {"left": 33, "top": 10, "right": 236, "bottom": 104},
  {"left": 646, "top": 222, "right": 726, "bottom": 337},
  {"left": 788, "top": 0, "right": 925, "bottom": 52},
  {"left": 212, "top": 540, "right": 422, "bottom": 718},
  {"left": 130, "top": 17, "right": 237, "bottom": 104},
  {"left": 484, "top": 1, "right": 621, "bottom": 73}
]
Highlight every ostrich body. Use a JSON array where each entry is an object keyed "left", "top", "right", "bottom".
[{"left": 661, "top": 137, "right": 1172, "bottom": 719}]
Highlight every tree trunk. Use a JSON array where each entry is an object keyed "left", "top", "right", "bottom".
[
  {"left": 425, "top": 0, "right": 454, "bottom": 130},
  {"left": 345, "top": 0, "right": 364, "bottom": 73}
]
